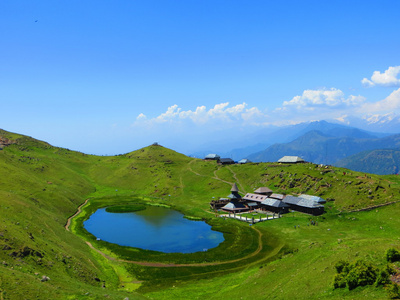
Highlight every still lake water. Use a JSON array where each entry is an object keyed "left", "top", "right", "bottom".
[{"left": 84, "top": 206, "right": 224, "bottom": 253}]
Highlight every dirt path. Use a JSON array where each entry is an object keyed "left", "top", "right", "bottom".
[
  {"left": 65, "top": 198, "right": 90, "bottom": 231},
  {"left": 212, "top": 169, "right": 234, "bottom": 186},
  {"left": 187, "top": 159, "right": 207, "bottom": 177},
  {"left": 226, "top": 166, "right": 245, "bottom": 194},
  {"left": 188, "top": 159, "right": 245, "bottom": 193},
  {"left": 85, "top": 227, "right": 266, "bottom": 268}
]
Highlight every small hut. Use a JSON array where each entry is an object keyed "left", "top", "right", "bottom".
[
  {"left": 277, "top": 156, "right": 305, "bottom": 163},
  {"left": 204, "top": 154, "right": 220, "bottom": 160},
  {"left": 238, "top": 158, "right": 252, "bottom": 164},
  {"left": 218, "top": 158, "right": 235, "bottom": 165}
]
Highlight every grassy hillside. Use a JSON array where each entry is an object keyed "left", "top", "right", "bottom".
[{"left": 1, "top": 128, "right": 400, "bottom": 299}]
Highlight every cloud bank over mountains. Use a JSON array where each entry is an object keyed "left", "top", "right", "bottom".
[{"left": 135, "top": 66, "right": 400, "bottom": 131}]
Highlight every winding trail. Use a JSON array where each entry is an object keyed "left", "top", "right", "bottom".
[
  {"left": 226, "top": 166, "right": 246, "bottom": 194},
  {"left": 212, "top": 169, "right": 234, "bottom": 186},
  {"left": 187, "top": 159, "right": 206, "bottom": 177},
  {"left": 84, "top": 227, "right": 268, "bottom": 268},
  {"left": 187, "top": 159, "right": 245, "bottom": 194},
  {"left": 65, "top": 198, "right": 90, "bottom": 231}
]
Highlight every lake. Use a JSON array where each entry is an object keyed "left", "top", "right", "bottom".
[{"left": 83, "top": 206, "right": 224, "bottom": 253}]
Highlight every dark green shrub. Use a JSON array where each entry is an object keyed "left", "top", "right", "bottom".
[
  {"left": 346, "top": 260, "right": 378, "bottom": 290},
  {"left": 375, "top": 268, "right": 390, "bottom": 287},
  {"left": 386, "top": 248, "right": 400, "bottom": 263},
  {"left": 387, "top": 283, "right": 400, "bottom": 299},
  {"left": 335, "top": 260, "right": 350, "bottom": 274},
  {"left": 333, "top": 272, "right": 347, "bottom": 289}
]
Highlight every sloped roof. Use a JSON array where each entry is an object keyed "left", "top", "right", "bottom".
[
  {"left": 205, "top": 154, "right": 220, "bottom": 159},
  {"left": 243, "top": 193, "right": 268, "bottom": 202},
  {"left": 277, "top": 156, "right": 305, "bottom": 163},
  {"left": 227, "top": 192, "right": 241, "bottom": 200},
  {"left": 231, "top": 183, "right": 239, "bottom": 192},
  {"left": 269, "top": 193, "right": 285, "bottom": 200},
  {"left": 219, "top": 158, "right": 234, "bottom": 163},
  {"left": 238, "top": 158, "right": 252, "bottom": 164},
  {"left": 261, "top": 198, "right": 290, "bottom": 208},
  {"left": 222, "top": 201, "right": 247, "bottom": 210},
  {"left": 298, "top": 194, "right": 326, "bottom": 204},
  {"left": 254, "top": 187, "right": 273, "bottom": 195},
  {"left": 283, "top": 195, "right": 324, "bottom": 208}
]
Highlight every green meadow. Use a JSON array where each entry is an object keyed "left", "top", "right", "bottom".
[{"left": 1, "top": 128, "right": 400, "bottom": 299}]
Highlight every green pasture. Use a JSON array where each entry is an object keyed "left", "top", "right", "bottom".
[{"left": 1, "top": 129, "right": 400, "bottom": 299}]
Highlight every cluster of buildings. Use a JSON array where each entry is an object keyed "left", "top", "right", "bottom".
[
  {"left": 210, "top": 183, "right": 325, "bottom": 216},
  {"left": 204, "top": 154, "right": 252, "bottom": 165},
  {"left": 204, "top": 154, "right": 306, "bottom": 165}
]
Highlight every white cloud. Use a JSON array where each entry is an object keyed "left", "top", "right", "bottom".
[
  {"left": 361, "top": 87, "right": 400, "bottom": 113},
  {"left": 135, "top": 102, "right": 269, "bottom": 127},
  {"left": 282, "top": 88, "right": 365, "bottom": 109},
  {"left": 136, "top": 113, "right": 147, "bottom": 120},
  {"left": 362, "top": 66, "right": 400, "bottom": 87}
]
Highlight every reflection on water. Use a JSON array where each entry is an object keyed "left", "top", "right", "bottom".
[{"left": 83, "top": 206, "right": 224, "bottom": 253}]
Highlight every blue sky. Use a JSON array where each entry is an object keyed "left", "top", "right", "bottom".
[{"left": 1, "top": 1, "right": 400, "bottom": 155}]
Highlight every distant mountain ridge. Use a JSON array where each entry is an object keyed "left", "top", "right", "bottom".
[
  {"left": 191, "top": 120, "right": 387, "bottom": 161},
  {"left": 247, "top": 129, "right": 400, "bottom": 165},
  {"left": 335, "top": 149, "right": 400, "bottom": 175}
]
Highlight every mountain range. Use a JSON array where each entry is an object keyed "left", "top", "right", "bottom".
[{"left": 191, "top": 120, "right": 400, "bottom": 175}]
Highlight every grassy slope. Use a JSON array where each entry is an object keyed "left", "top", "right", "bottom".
[
  {"left": 1, "top": 129, "right": 400, "bottom": 299},
  {"left": 0, "top": 130, "right": 144, "bottom": 299}
]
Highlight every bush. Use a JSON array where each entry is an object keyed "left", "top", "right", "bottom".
[
  {"left": 333, "top": 273, "right": 347, "bottom": 289},
  {"left": 335, "top": 260, "right": 350, "bottom": 274},
  {"left": 333, "top": 259, "right": 378, "bottom": 290},
  {"left": 345, "top": 260, "right": 378, "bottom": 290},
  {"left": 387, "top": 283, "right": 400, "bottom": 299},
  {"left": 375, "top": 268, "right": 390, "bottom": 287},
  {"left": 386, "top": 248, "right": 400, "bottom": 263}
]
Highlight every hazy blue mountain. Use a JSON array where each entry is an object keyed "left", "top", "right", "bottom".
[
  {"left": 332, "top": 114, "right": 400, "bottom": 134},
  {"left": 335, "top": 149, "right": 400, "bottom": 175},
  {"left": 248, "top": 131, "right": 400, "bottom": 165},
  {"left": 191, "top": 120, "right": 385, "bottom": 161}
]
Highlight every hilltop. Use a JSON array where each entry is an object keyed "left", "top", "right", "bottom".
[{"left": 1, "top": 128, "right": 400, "bottom": 299}]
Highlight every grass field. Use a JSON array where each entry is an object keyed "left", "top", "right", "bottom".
[{"left": 1, "top": 128, "right": 400, "bottom": 299}]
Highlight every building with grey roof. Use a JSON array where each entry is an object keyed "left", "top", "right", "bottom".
[
  {"left": 298, "top": 194, "right": 326, "bottom": 204},
  {"left": 254, "top": 187, "right": 273, "bottom": 195},
  {"left": 238, "top": 158, "right": 252, "bottom": 164},
  {"left": 221, "top": 200, "right": 249, "bottom": 213},
  {"left": 218, "top": 158, "right": 235, "bottom": 165},
  {"left": 283, "top": 195, "right": 324, "bottom": 215},
  {"left": 204, "top": 154, "right": 220, "bottom": 160},
  {"left": 277, "top": 156, "right": 305, "bottom": 163},
  {"left": 260, "top": 198, "right": 290, "bottom": 214}
]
